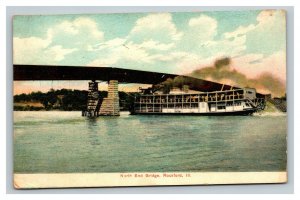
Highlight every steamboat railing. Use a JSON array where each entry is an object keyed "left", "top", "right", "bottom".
[{"left": 133, "top": 89, "right": 264, "bottom": 113}]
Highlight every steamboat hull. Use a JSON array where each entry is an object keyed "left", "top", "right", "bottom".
[{"left": 131, "top": 109, "right": 256, "bottom": 116}]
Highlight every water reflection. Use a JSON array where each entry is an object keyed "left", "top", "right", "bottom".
[
  {"left": 101, "top": 117, "right": 119, "bottom": 136},
  {"left": 86, "top": 117, "right": 101, "bottom": 146}
]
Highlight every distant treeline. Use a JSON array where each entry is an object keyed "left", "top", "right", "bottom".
[{"left": 14, "top": 89, "right": 136, "bottom": 111}]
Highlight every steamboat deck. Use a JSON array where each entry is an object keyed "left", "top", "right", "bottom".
[{"left": 131, "top": 88, "right": 265, "bottom": 115}]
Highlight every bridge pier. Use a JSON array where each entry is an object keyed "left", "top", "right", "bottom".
[
  {"left": 99, "top": 80, "right": 120, "bottom": 116},
  {"left": 83, "top": 81, "right": 101, "bottom": 117}
]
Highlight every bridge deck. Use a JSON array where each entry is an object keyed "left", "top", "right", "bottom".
[{"left": 14, "top": 64, "right": 239, "bottom": 92}]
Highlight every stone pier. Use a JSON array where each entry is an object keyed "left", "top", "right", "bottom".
[
  {"left": 99, "top": 80, "right": 120, "bottom": 116},
  {"left": 83, "top": 81, "right": 101, "bottom": 117}
]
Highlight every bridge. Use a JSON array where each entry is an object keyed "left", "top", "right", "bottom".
[{"left": 14, "top": 64, "right": 243, "bottom": 116}]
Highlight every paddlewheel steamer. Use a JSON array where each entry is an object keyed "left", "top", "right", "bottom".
[{"left": 131, "top": 87, "right": 266, "bottom": 115}]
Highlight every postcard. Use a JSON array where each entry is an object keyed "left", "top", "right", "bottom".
[{"left": 13, "top": 10, "right": 287, "bottom": 188}]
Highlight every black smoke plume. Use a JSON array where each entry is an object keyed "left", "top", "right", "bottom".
[
  {"left": 189, "top": 57, "right": 285, "bottom": 97},
  {"left": 157, "top": 57, "right": 285, "bottom": 97}
]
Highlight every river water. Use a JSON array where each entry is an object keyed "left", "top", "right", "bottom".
[{"left": 13, "top": 111, "right": 287, "bottom": 173}]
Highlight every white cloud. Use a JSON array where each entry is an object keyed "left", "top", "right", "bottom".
[
  {"left": 147, "top": 51, "right": 216, "bottom": 75},
  {"left": 14, "top": 37, "right": 47, "bottom": 63},
  {"left": 129, "top": 13, "right": 183, "bottom": 42},
  {"left": 175, "top": 14, "right": 222, "bottom": 59},
  {"left": 187, "top": 14, "right": 218, "bottom": 41},
  {"left": 222, "top": 10, "right": 285, "bottom": 55},
  {"left": 51, "top": 21, "right": 78, "bottom": 35},
  {"left": 87, "top": 41, "right": 157, "bottom": 67},
  {"left": 48, "top": 17, "right": 104, "bottom": 41},
  {"left": 13, "top": 17, "right": 105, "bottom": 64},
  {"left": 256, "top": 10, "right": 285, "bottom": 25},
  {"left": 73, "top": 17, "right": 104, "bottom": 40},
  {"left": 45, "top": 45, "right": 77, "bottom": 61},
  {"left": 173, "top": 53, "right": 203, "bottom": 74},
  {"left": 13, "top": 36, "right": 76, "bottom": 64},
  {"left": 105, "top": 38, "right": 126, "bottom": 47},
  {"left": 224, "top": 24, "right": 256, "bottom": 39},
  {"left": 136, "top": 40, "right": 175, "bottom": 51},
  {"left": 87, "top": 57, "right": 119, "bottom": 66},
  {"left": 223, "top": 10, "right": 284, "bottom": 40},
  {"left": 87, "top": 14, "right": 180, "bottom": 67},
  {"left": 200, "top": 34, "right": 247, "bottom": 58},
  {"left": 87, "top": 38, "right": 126, "bottom": 51},
  {"left": 231, "top": 51, "right": 286, "bottom": 81},
  {"left": 13, "top": 36, "right": 51, "bottom": 60}
]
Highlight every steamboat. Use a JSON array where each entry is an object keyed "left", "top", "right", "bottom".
[{"left": 131, "top": 86, "right": 266, "bottom": 116}]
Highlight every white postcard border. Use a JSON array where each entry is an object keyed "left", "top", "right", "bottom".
[{"left": 14, "top": 172, "right": 287, "bottom": 189}]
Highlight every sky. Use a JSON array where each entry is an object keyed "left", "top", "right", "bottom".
[{"left": 13, "top": 10, "right": 286, "bottom": 95}]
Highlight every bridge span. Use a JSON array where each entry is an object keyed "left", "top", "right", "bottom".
[{"left": 13, "top": 64, "right": 239, "bottom": 91}]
